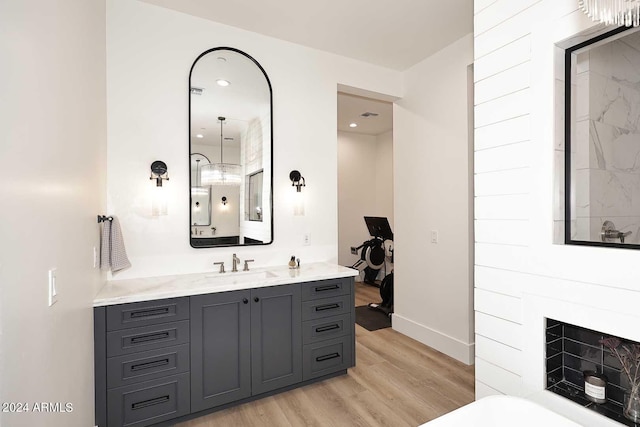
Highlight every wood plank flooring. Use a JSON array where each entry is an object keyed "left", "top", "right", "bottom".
[{"left": 177, "top": 282, "right": 475, "bottom": 427}]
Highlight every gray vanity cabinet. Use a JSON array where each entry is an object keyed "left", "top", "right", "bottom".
[
  {"left": 190, "top": 289, "right": 252, "bottom": 412},
  {"left": 94, "top": 298, "right": 192, "bottom": 427},
  {"left": 95, "top": 277, "right": 353, "bottom": 427},
  {"left": 190, "top": 284, "right": 302, "bottom": 412},
  {"left": 250, "top": 285, "right": 302, "bottom": 395}
]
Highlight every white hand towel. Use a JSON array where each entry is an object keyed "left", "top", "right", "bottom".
[{"left": 100, "top": 216, "right": 131, "bottom": 273}]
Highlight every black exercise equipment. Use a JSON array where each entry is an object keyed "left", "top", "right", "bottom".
[
  {"left": 350, "top": 217, "right": 394, "bottom": 285},
  {"left": 349, "top": 217, "right": 394, "bottom": 318},
  {"left": 368, "top": 271, "right": 393, "bottom": 318}
]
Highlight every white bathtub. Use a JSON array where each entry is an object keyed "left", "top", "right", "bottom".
[{"left": 420, "top": 395, "right": 582, "bottom": 426}]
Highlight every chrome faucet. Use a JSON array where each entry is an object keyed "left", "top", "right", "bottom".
[
  {"left": 232, "top": 254, "right": 240, "bottom": 272},
  {"left": 601, "top": 220, "right": 632, "bottom": 244},
  {"left": 213, "top": 261, "right": 225, "bottom": 273}
]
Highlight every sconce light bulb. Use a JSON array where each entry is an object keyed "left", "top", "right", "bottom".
[{"left": 216, "top": 79, "right": 230, "bottom": 87}]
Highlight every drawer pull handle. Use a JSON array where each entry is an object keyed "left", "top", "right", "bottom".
[
  {"left": 130, "top": 307, "right": 170, "bottom": 318},
  {"left": 316, "top": 352, "right": 340, "bottom": 362},
  {"left": 130, "top": 331, "right": 170, "bottom": 344},
  {"left": 130, "top": 358, "right": 170, "bottom": 372},
  {"left": 131, "top": 395, "right": 170, "bottom": 410},
  {"left": 315, "top": 284, "right": 340, "bottom": 292},
  {"left": 316, "top": 324, "right": 340, "bottom": 333},
  {"left": 315, "top": 303, "right": 340, "bottom": 312}
]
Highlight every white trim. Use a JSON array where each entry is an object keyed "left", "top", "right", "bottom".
[{"left": 392, "top": 314, "right": 475, "bottom": 365}]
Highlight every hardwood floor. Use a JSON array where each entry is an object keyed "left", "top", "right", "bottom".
[{"left": 177, "top": 282, "right": 475, "bottom": 427}]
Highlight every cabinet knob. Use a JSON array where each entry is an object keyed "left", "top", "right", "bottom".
[
  {"left": 242, "top": 298, "right": 248, "bottom": 304},
  {"left": 254, "top": 297, "right": 260, "bottom": 303}
]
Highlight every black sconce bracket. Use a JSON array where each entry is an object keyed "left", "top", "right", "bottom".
[
  {"left": 150, "top": 160, "right": 169, "bottom": 187},
  {"left": 289, "top": 170, "right": 305, "bottom": 192}
]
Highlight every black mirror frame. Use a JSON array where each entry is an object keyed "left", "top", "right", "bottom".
[
  {"left": 188, "top": 47, "right": 274, "bottom": 248},
  {"left": 564, "top": 25, "right": 640, "bottom": 250}
]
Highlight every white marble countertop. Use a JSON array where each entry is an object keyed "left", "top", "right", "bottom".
[{"left": 93, "top": 262, "right": 358, "bottom": 307}]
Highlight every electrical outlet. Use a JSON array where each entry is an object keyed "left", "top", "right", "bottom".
[
  {"left": 430, "top": 230, "right": 438, "bottom": 244},
  {"left": 303, "top": 233, "right": 310, "bottom": 246},
  {"left": 93, "top": 246, "right": 98, "bottom": 268},
  {"left": 48, "top": 268, "right": 58, "bottom": 306}
]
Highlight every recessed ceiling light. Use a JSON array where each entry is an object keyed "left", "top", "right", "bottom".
[
  {"left": 216, "top": 79, "right": 230, "bottom": 87},
  {"left": 349, "top": 123, "right": 358, "bottom": 128},
  {"left": 196, "top": 134, "right": 204, "bottom": 138}
]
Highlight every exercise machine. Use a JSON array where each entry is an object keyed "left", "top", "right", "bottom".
[{"left": 350, "top": 216, "right": 394, "bottom": 317}]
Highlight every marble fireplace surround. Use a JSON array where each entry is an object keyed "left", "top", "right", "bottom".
[{"left": 520, "top": 280, "right": 640, "bottom": 426}]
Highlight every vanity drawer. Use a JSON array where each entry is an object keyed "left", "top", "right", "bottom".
[
  {"left": 302, "top": 294, "right": 350, "bottom": 321},
  {"left": 301, "top": 278, "right": 350, "bottom": 301},
  {"left": 107, "top": 373, "right": 190, "bottom": 427},
  {"left": 107, "top": 321, "right": 190, "bottom": 358},
  {"left": 302, "top": 314, "right": 350, "bottom": 344},
  {"left": 303, "top": 336, "right": 352, "bottom": 381},
  {"left": 107, "top": 344, "right": 190, "bottom": 389},
  {"left": 107, "top": 298, "right": 189, "bottom": 331}
]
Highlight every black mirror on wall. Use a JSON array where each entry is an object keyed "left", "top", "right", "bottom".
[
  {"left": 189, "top": 47, "right": 273, "bottom": 248},
  {"left": 564, "top": 26, "right": 640, "bottom": 250}
]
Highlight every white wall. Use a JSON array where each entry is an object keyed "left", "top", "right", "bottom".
[
  {"left": 375, "top": 130, "right": 395, "bottom": 224},
  {"left": 106, "top": 0, "right": 402, "bottom": 280},
  {"left": 393, "top": 34, "right": 475, "bottom": 364},
  {"left": 0, "top": 1, "right": 106, "bottom": 426},
  {"left": 337, "top": 131, "right": 394, "bottom": 277},
  {"left": 473, "top": 0, "right": 640, "bottom": 409}
]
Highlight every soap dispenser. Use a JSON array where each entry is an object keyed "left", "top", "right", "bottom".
[{"left": 288, "top": 256, "right": 296, "bottom": 269}]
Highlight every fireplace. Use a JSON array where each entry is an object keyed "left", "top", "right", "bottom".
[{"left": 545, "top": 318, "right": 639, "bottom": 426}]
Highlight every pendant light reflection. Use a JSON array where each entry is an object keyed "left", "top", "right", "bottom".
[
  {"left": 200, "top": 117, "right": 241, "bottom": 186},
  {"left": 579, "top": 0, "right": 640, "bottom": 26}
]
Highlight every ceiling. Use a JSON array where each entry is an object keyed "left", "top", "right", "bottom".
[
  {"left": 338, "top": 93, "right": 392, "bottom": 136},
  {"left": 139, "top": 0, "right": 473, "bottom": 71},
  {"left": 144, "top": 0, "right": 470, "bottom": 138}
]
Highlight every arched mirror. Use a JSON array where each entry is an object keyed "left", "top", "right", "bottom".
[{"left": 189, "top": 47, "right": 273, "bottom": 248}]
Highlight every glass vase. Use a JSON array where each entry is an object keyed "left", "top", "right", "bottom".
[{"left": 624, "top": 388, "right": 640, "bottom": 423}]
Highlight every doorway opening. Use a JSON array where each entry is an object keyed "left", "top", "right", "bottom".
[{"left": 337, "top": 90, "right": 394, "bottom": 324}]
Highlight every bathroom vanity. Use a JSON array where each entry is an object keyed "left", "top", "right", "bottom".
[{"left": 93, "top": 263, "right": 357, "bottom": 427}]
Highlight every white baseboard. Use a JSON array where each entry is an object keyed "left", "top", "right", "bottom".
[{"left": 392, "top": 313, "right": 475, "bottom": 365}]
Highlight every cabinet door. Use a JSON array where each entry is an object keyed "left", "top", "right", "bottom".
[
  {"left": 190, "top": 290, "right": 251, "bottom": 412},
  {"left": 251, "top": 284, "right": 302, "bottom": 395}
]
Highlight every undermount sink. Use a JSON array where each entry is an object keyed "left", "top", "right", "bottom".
[{"left": 202, "top": 270, "right": 277, "bottom": 281}]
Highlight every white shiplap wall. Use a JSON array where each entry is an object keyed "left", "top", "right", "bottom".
[
  {"left": 474, "top": 0, "right": 640, "bottom": 404},
  {"left": 474, "top": 0, "right": 570, "bottom": 399}
]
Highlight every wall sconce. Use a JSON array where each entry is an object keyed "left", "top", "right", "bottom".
[
  {"left": 289, "top": 170, "right": 305, "bottom": 192},
  {"left": 290, "top": 170, "right": 305, "bottom": 216},
  {"left": 150, "top": 160, "right": 168, "bottom": 216},
  {"left": 150, "top": 160, "right": 169, "bottom": 187},
  {"left": 221, "top": 196, "right": 227, "bottom": 206}
]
